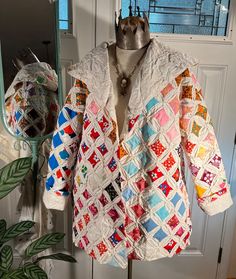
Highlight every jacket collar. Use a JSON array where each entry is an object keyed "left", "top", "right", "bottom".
[{"left": 68, "top": 37, "right": 198, "bottom": 115}]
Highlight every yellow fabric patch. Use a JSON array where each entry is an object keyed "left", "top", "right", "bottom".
[{"left": 195, "top": 185, "right": 207, "bottom": 198}]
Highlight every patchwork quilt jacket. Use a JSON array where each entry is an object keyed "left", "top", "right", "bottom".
[{"left": 43, "top": 37, "right": 233, "bottom": 268}]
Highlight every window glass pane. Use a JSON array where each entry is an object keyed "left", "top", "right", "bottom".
[
  {"left": 59, "top": 0, "right": 70, "bottom": 31},
  {"left": 121, "top": 0, "right": 231, "bottom": 36}
]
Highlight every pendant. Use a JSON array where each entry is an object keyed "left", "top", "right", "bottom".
[{"left": 118, "top": 76, "right": 130, "bottom": 96}]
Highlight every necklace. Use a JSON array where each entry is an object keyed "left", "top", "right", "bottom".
[{"left": 113, "top": 44, "right": 149, "bottom": 96}]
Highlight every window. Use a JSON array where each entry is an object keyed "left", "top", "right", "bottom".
[
  {"left": 121, "top": 0, "right": 231, "bottom": 36},
  {"left": 59, "top": 0, "right": 72, "bottom": 33}
]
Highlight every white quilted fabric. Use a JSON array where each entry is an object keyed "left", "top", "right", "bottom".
[{"left": 43, "top": 37, "right": 233, "bottom": 268}]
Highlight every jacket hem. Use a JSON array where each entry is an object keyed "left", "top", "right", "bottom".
[{"left": 43, "top": 189, "right": 68, "bottom": 211}]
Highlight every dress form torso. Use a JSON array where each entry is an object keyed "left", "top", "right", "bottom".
[{"left": 108, "top": 44, "right": 147, "bottom": 140}]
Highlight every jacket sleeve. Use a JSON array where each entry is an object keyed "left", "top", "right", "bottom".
[
  {"left": 43, "top": 79, "right": 89, "bottom": 211},
  {"left": 178, "top": 68, "right": 233, "bottom": 216}
]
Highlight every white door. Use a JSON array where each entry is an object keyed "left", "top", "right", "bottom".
[{"left": 57, "top": 0, "right": 236, "bottom": 278}]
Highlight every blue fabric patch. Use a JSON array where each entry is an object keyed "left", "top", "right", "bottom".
[
  {"left": 15, "top": 111, "right": 22, "bottom": 121},
  {"left": 46, "top": 176, "right": 55, "bottom": 190},
  {"left": 64, "top": 107, "right": 77, "bottom": 119},
  {"left": 122, "top": 187, "right": 135, "bottom": 201},
  {"left": 53, "top": 132, "right": 63, "bottom": 148},
  {"left": 156, "top": 206, "right": 169, "bottom": 221},
  {"left": 58, "top": 111, "right": 68, "bottom": 126},
  {"left": 107, "top": 257, "right": 119, "bottom": 267},
  {"left": 127, "top": 134, "right": 141, "bottom": 150},
  {"left": 123, "top": 162, "right": 139, "bottom": 177},
  {"left": 138, "top": 151, "right": 150, "bottom": 168},
  {"left": 153, "top": 228, "right": 167, "bottom": 241},
  {"left": 58, "top": 188, "right": 70, "bottom": 196},
  {"left": 147, "top": 193, "right": 162, "bottom": 207},
  {"left": 142, "top": 218, "right": 158, "bottom": 232},
  {"left": 146, "top": 97, "right": 159, "bottom": 112},
  {"left": 140, "top": 123, "right": 156, "bottom": 142},
  {"left": 178, "top": 202, "right": 186, "bottom": 216},
  {"left": 171, "top": 192, "right": 181, "bottom": 206},
  {"left": 48, "top": 154, "right": 59, "bottom": 170},
  {"left": 59, "top": 149, "right": 69, "bottom": 160},
  {"left": 118, "top": 249, "right": 127, "bottom": 259}
]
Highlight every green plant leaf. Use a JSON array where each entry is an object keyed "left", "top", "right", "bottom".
[
  {"left": 23, "top": 263, "right": 48, "bottom": 279},
  {"left": 0, "top": 220, "right": 6, "bottom": 242},
  {"left": 0, "top": 157, "right": 32, "bottom": 200},
  {"left": 3, "top": 268, "right": 27, "bottom": 279},
  {"left": 35, "top": 253, "right": 77, "bottom": 263},
  {"left": 0, "top": 221, "right": 35, "bottom": 245},
  {"left": 0, "top": 245, "right": 13, "bottom": 272},
  {"left": 25, "top": 233, "right": 65, "bottom": 258}
]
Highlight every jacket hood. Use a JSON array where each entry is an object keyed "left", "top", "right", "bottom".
[
  {"left": 5, "top": 62, "right": 58, "bottom": 100},
  {"left": 67, "top": 37, "right": 198, "bottom": 114}
]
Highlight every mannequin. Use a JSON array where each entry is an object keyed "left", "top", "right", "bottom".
[{"left": 108, "top": 6, "right": 151, "bottom": 139}]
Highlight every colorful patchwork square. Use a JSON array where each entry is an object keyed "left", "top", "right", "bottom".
[
  {"left": 168, "top": 95, "right": 179, "bottom": 115},
  {"left": 162, "top": 153, "right": 176, "bottom": 171},
  {"left": 98, "top": 115, "right": 110, "bottom": 133},
  {"left": 171, "top": 192, "right": 181, "bottom": 206},
  {"left": 83, "top": 213, "right": 90, "bottom": 225},
  {"left": 59, "top": 149, "right": 69, "bottom": 160},
  {"left": 131, "top": 204, "right": 145, "bottom": 218},
  {"left": 156, "top": 206, "right": 169, "bottom": 221},
  {"left": 147, "top": 193, "right": 162, "bottom": 208},
  {"left": 185, "top": 140, "right": 196, "bottom": 154},
  {"left": 48, "top": 154, "right": 59, "bottom": 170},
  {"left": 164, "top": 239, "right": 177, "bottom": 253},
  {"left": 88, "top": 100, "right": 100, "bottom": 114},
  {"left": 58, "top": 111, "right": 68, "bottom": 126},
  {"left": 89, "top": 203, "right": 98, "bottom": 216},
  {"left": 154, "top": 228, "right": 168, "bottom": 241},
  {"left": 97, "top": 143, "right": 108, "bottom": 156},
  {"left": 128, "top": 115, "right": 140, "bottom": 131},
  {"left": 142, "top": 218, "right": 158, "bottom": 232},
  {"left": 161, "top": 83, "right": 174, "bottom": 97},
  {"left": 81, "top": 142, "right": 89, "bottom": 153},
  {"left": 117, "top": 200, "right": 125, "bottom": 213},
  {"left": 82, "top": 189, "right": 91, "bottom": 200},
  {"left": 158, "top": 180, "right": 173, "bottom": 197},
  {"left": 197, "top": 146, "right": 208, "bottom": 160},
  {"left": 192, "top": 120, "right": 201, "bottom": 137},
  {"left": 167, "top": 215, "right": 179, "bottom": 230},
  {"left": 98, "top": 194, "right": 109, "bottom": 206},
  {"left": 108, "top": 208, "right": 120, "bottom": 222},
  {"left": 150, "top": 139, "right": 166, "bottom": 157},
  {"left": 166, "top": 124, "right": 178, "bottom": 142},
  {"left": 88, "top": 151, "right": 100, "bottom": 167},
  {"left": 63, "top": 125, "right": 76, "bottom": 138},
  {"left": 90, "top": 128, "right": 100, "bottom": 140},
  {"left": 175, "top": 227, "right": 184, "bottom": 237},
  {"left": 128, "top": 227, "right": 142, "bottom": 241},
  {"left": 200, "top": 170, "right": 216, "bottom": 186},
  {"left": 52, "top": 132, "right": 63, "bottom": 148},
  {"left": 135, "top": 178, "right": 148, "bottom": 191},
  {"left": 78, "top": 219, "right": 83, "bottom": 231},
  {"left": 178, "top": 202, "right": 186, "bottom": 216},
  {"left": 137, "top": 151, "right": 150, "bottom": 168},
  {"left": 77, "top": 197, "right": 83, "bottom": 209},
  {"left": 209, "top": 154, "right": 222, "bottom": 169},
  {"left": 189, "top": 162, "right": 200, "bottom": 177},
  {"left": 108, "top": 157, "right": 117, "bottom": 172},
  {"left": 147, "top": 166, "right": 164, "bottom": 182},
  {"left": 195, "top": 104, "right": 207, "bottom": 120},
  {"left": 82, "top": 235, "right": 90, "bottom": 246},
  {"left": 122, "top": 187, "right": 135, "bottom": 201},
  {"left": 127, "top": 134, "right": 142, "bottom": 150},
  {"left": 117, "top": 144, "right": 128, "bottom": 159},
  {"left": 181, "top": 85, "right": 193, "bottom": 99},
  {"left": 172, "top": 168, "right": 180, "bottom": 181},
  {"left": 123, "top": 161, "right": 139, "bottom": 177},
  {"left": 140, "top": 123, "right": 156, "bottom": 142},
  {"left": 146, "top": 97, "right": 159, "bottom": 112},
  {"left": 109, "top": 230, "right": 122, "bottom": 246},
  {"left": 64, "top": 107, "right": 78, "bottom": 119},
  {"left": 74, "top": 206, "right": 79, "bottom": 217},
  {"left": 155, "top": 108, "right": 170, "bottom": 126},
  {"left": 97, "top": 241, "right": 108, "bottom": 256},
  {"left": 83, "top": 113, "right": 91, "bottom": 129},
  {"left": 105, "top": 183, "right": 118, "bottom": 201},
  {"left": 76, "top": 93, "right": 86, "bottom": 106}
]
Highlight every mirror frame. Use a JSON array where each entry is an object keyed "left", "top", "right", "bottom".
[{"left": 0, "top": 1, "right": 63, "bottom": 143}]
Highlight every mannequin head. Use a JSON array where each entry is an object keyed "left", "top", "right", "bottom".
[{"left": 115, "top": 6, "right": 151, "bottom": 50}]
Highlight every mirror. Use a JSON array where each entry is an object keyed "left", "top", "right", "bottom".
[{"left": 0, "top": 0, "right": 61, "bottom": 140}]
